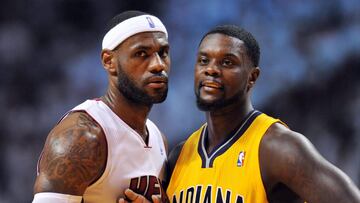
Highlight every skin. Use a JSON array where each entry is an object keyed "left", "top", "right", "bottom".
[
  {"left": 34, "top": 31, "right": 170, "bottom": 197},
  {"left": 189, "top": 33, "right": 360, "bottom": 202},
  {"left": 34, "top": 112, "right": 107, "bottom": 195}
]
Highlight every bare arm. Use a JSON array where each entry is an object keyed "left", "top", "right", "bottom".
[
  {"left": 34, "top": 111, "right": 107, "bottom": 195},
  {"left": 167, "top": 141, "right": 185, "bottom": 181},
  {"left": 260, "top": 123, "right": 360, "bottom": 203}
]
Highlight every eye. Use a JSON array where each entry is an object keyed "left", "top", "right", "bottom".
[
  {"left": 159, "top": 48, "right": 169, "bottom": 59},
  {"left": 221, "top": 58, "right": 233, "bottom": 67},
  {"left": 197, "top": 56, "right": 209, "bottom": 65},
  {"left": 134, "top": 50, "right": 148, "bottom": 57}
]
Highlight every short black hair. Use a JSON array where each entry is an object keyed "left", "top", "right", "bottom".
[
  {"left": 104, "top": 10, "right": 149, "bottom": 35},
  {"left": 200, "top": 25, "right": 260, "bottom": 67}
]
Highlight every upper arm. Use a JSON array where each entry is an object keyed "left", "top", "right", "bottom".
[
  {"left": 260, "top": 123, "right": 360, "bottom": 203},
  {"left": 167, "top": 142, "right": 185, "bottom": 179},
  {"left": 34, "top": 111, "right": 107, "bottom": 196},
  {"left": 163, "top": 141, "right": 185, "bottom": 190}
]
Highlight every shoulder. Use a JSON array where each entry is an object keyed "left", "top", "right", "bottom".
[
  {"left": 259, "top": 122, "right": 321, "bottom": 192},
  {"left": 259, "top": 123, "right": 316, "bottom": 182},
  {"left": 168, "top": 142, "right": 185, "bottom": 167},
  {"left": 261, "top": 122, "right": 311, "bottom": 155},
  {"left": 259, "top": 123, "right": 360, "bottom": 202},
  {"left": 34, "top": 111, "right": 107, "bottom": 195},
  {"left": 56, "top": 110, "right": 103, "bottom": 134},
  {"left": 167, "top": 142, "right": 185, "bottom": 178},
  {"left": 47, "top": 111, "right": 106, "bottom": 154}
]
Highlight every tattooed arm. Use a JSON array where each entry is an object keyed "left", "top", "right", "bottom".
[
  {"left": 260, "top": 123, "right": 360, "bottom": 203},
  {"left": 33, "top": 111, "right": 107, "bottom": 195}
]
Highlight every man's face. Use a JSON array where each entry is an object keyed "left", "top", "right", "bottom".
[
  {"left": 194, "top": 33, "right": 253, "bottom": 111},
  {"left": 114, "top": 32, "right": 170, "bottom": 105}
]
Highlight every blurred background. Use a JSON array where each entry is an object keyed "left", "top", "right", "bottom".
[{"left": 0, "top": 0, "right": 359, "bottom": 202}]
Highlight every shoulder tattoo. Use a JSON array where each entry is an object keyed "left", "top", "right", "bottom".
[{"left": 38, "top": 112, "right": 107, "bottom": 194}]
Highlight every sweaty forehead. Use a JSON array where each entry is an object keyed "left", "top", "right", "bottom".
[
  {"left": 198, "top": 33, "right": 246, "bottom": 56},
  {"left": 118, "top": 31, "right": 168, "bottom": 50}
]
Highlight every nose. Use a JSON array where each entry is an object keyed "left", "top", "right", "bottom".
[
  {"left": 148, "top": 53, "right": 167, "bottom": 74},
  {"left": 204, "top": 61, "right": 220, "bottom": 77}
]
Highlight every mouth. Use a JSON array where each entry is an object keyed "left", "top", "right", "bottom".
[
  {"left": 146, "top": 76, "right": 168, "bottom": 88},
  {"left": 200, "top": 80, "right": 223, "bottom": 90}
]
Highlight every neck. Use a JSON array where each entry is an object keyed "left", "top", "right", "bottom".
[
  {"left": 204, "top": 99, "right": 254, "bottom": 153},
  {"left": 101, "top": 84, "right": 151, "bottom": 140}
]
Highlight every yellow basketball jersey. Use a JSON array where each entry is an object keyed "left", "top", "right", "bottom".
[{"left": 167, "top": 111, "right": 281, "bottom": 203}]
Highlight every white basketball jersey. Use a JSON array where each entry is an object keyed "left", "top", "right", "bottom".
[{"left": 68, "top": 99, "right": 167, "bottom": 203}]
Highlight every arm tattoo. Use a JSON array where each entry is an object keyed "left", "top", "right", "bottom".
[{"left": 36, "top": 112, "right": 107, "bottom": 195}]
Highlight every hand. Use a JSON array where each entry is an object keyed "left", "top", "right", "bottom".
[{"left": 118, "top": 189, "right": 162, "bottom": 203}]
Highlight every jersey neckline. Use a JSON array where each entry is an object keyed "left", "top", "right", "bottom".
[
  {"left": 95, "top": 99, "right": 152, "bottom": 148},
  {"left": 197, "top": 110, "right": 262, "bottom": 168}
]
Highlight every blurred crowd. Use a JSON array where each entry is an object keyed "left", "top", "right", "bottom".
[{"left": 0, "top": 0, "right": 359, "bottom": 202}]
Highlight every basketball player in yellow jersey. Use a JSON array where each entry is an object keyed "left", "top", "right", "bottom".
[{"left": 165, "top": 25, "right": 360, "bottom": 203}]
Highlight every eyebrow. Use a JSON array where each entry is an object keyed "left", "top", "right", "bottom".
[
  {"left": 197, "top": 51, "right": 208, "bottom": 56},
  {"left": 197, "top": 51, "right": 239, "bottom": 58},
  {"left": 131, "top": 43, "right": 169, "bottom": 51},
  {"left": 131, "top": 45, "right": 152, "bottom": 51},
  {"left": 224, "top": 53, "right": 240, "bottom": 58}
]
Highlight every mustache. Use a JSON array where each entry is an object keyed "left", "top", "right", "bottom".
[{"left": 145, "top": 71, "right": 169, "bottom": 83}]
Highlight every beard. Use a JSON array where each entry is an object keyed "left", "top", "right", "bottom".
[
  {"left": 117, "top": 66, "right": 168, "bottom": 105},
  {"left": 195, "top": 87, "right": 243, "bottom": 111}
]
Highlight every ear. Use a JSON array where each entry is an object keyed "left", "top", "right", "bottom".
[
  {"left": 247, "top": 67, "right": 260, "bottom": 91},
  {"left": 101, "top": 49, "right": 117, "bottom": 75}
]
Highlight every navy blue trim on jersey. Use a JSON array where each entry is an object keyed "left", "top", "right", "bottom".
[
  {"left": 197, "top": 126, "right": 208, "bottom": 168},
  {"left": 198, "top": 110, "right": 262, "bottom": 168}
]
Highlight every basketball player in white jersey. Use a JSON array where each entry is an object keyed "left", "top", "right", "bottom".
[{"left": 33, "top": 10, "right": 170, "bottom": 203}]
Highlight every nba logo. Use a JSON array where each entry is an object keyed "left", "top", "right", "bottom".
[
  {"left": 237, "top": 151, "right": 246, "bottom": 167},
  {"left": 146, "top": 16, "right": 155, "bottom": 28}
]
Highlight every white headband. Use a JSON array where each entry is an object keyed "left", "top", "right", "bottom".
[{"left": 102, "top": 14, "right": 168, "bottom": 50}]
